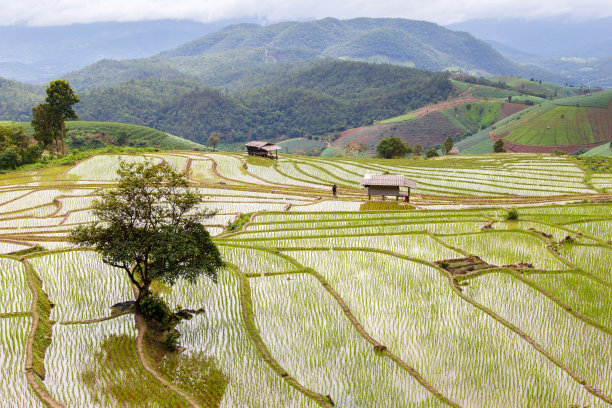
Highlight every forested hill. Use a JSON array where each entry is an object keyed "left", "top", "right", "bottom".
[
  {"left": 74, "top": 61, "right": 454, "bottom": 143},
  {"left": 0, "top": 78, "right": 44, "bottom": 122},
  {"left": 159, "top": 17, "right": 554, "bottom": 80},
  {"left": 55, "top": 17, "right": 562, "bottom": 93}
]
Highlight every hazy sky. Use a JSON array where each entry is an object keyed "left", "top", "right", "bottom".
[{"left": 1, "top": 0, "right": 612, "bottom": 26}]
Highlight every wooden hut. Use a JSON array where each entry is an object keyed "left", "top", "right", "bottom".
[
  {"left": 245, "top": 141, "right": 281, "bottom": 159},
  {"left": 360, "top": 174, "right": 417, "bottom": 202}
]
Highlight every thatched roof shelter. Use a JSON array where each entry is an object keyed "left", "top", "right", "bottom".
[
  {"left": 245, "top": 141, "right": 281, "bottom": 159},
  {"left": 360, "top": 174, "right": 417, "bottom": 202}
]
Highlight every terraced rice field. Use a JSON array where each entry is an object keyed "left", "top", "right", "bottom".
[{"left": 1, "top": 151, "right": 612, "bottom": 407}]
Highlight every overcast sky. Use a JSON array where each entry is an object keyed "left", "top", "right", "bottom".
[{"left": 1, "top": 0, "right": 612, "bottom": 26}]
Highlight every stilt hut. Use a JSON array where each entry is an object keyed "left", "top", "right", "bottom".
[
  {"left": 360, "top": 174, "right": 417, "bottom": 202},
  {"left": 245, "top": 141, "right": 281, "bottom": 159}
]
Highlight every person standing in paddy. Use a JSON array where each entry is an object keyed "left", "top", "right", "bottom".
[{"left": 332, "top": 184, "right": 337, "bottom": 198}]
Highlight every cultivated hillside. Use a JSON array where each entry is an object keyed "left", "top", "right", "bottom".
[{"left": 485, "top": 90, "right": 612, "bottom": 153}]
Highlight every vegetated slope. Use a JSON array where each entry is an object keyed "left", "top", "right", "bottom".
[
  {"left": 333, "top": 92, "right": 530, "bottom": 153},
  {"left": 53, "top": 17, "right": 561, "bottom": 93},
  {"left": 9, "top": 120, "right": 205, "bottom": 150},
  {"left": 75, "top": 61, "right": 455, "bottom": 144},
  {"left": 64, "top": 58, "right": 197, "bottom": 91},
  {"left": 65, "top": 121, "right": 206, "bottom": 150},
  {"left": 0, "top": 19, "right": 246, "bottom": 83},
  {"left": 335, "top": 111, "right": 463, "bottom": 152},
  {"left": 489, "top": 75, "right": 588, "bottom": 99},
  {"left": 489, "top": 90, "right": 612, "bottom": 153},
  {"left": 277, "top": 138, "right": 327, "bottom": 154},
  {"left": 160, "top": 17, "right": 551, "bottom": 80},
  {"left": 0, "top": 78, "right": 44, "bottom": 121}
]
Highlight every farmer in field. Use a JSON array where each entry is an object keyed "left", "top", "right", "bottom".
[{"left": 332, "top": 184, "right": 337, "bottom": 198}]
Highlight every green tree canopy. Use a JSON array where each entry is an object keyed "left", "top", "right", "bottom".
[
  {"left": 442, "top": 137, "right": 454, "bottom": 155},
  {"left": 493, "top": 139, "right": 506, "bottom": 153},
  {"left": 413, "top": 143, "right": 423, "bottom": 157},
  {"left": 0, "top": 123, "right": 41, "bottom": 169},
  {"left": 425, "top": 148, "right": 440, "bottom": 158},
  {"left": 70, "top": 160, "right": 223, "bottom": 302},
  {"left": 32, "top": 80, "right": 79, "bottom": 154},
  {"left": 31, "top": 103, "right": 59, "bottom": 150},
  {"left": 207, "top": 131, "right": 222, "bottom": 151},
  {"left": 376, "top": 137, "right": 409, "bottom": 158}
]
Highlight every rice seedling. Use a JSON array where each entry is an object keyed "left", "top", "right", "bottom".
[
  {"left": 219, "top": 245, "right": 297, "bottom": 275},
  {"left": 0, "top": 241, "right": 31, "bottom": 254},
  {"left": 0, "top": 257, "right": 31, "bottom": 313},
  {"left": 560, "top": 244, "right": 612, "bottom": 284},
  {"left": 187, "top": 159, "right": 226, "bottom": 183},
  {"left": 568, "top": 220, "right": 612, "bottom": 242},
  {"left": 44, "top": 315, "right": 189, "bottom": 407},
  {"left": 162, "top": 268, "right": 317, "bottom": 407},
  {"left": 440, "top": 231, "right": 568, "bottom": 270},
  {"left": 527, "top": 272, "right": 612, "bottom": 330},
  {"left": 285, "top": 250, "right": 602, "bottom": 407},
  {"left": 206, "top": 154, "right": 274, "bottom": 185},
  {"left": 464, "top": 272, "right": 612, "bottom": 397},
  {"left": 0, "top": 317, "right": 45, "bottom": 407},
  {"left": 250, "top": 273, "right": 444, "bottom": 406},
  {"left": 29, "top": 251, "right": 134, "bottom": 322},
  {"left": 145, "top": 153, "right": 189, "bottom": 173},
  {"left": 246, "top": 163, "right": 324, "bottom": 188},
  {"left": 61, "top": 154, "right": 153, "bottom": 181}
]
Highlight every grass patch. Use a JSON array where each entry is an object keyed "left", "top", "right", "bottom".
[
  {"left": 26, "top": 262, "right": 54, "bottom": 379},
  {"left": 378, "top": 113, "right": 418, "bottom": 124},
  {"left": 9, "top": 245, "right": 47, "bottom": 257},
  {"left": 225, "top": 213, "right": 252, "bottom": 232},
  {"left": 576, "top": 155, "right": 612, "bottom": 174},
  {"left": 360, "top": 201, "right": 414, "bottom": 211},
  {"left": 245, "top": 156, "right": 275, "bottom": 167}
]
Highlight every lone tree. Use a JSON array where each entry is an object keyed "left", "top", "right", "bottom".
[
  {"left": 207, "top": 131, "right": 222, "bottom": 151},
  {"left": 441, "top": 137, "right": 454, "bottom": 155},
  {"left": 31, "top": 103, "right": 59, "bottom": 152},
  {"left": 376, "top": 137, "right": 409, "bottom": 158},
  {"left": 413, "top": 143, "right": 423, "bottom": 157},
  {"left": 31, "top": 80, "right": 79, "bottom": 154},
  {"left": 493, "top": 139, "right": 506, "bottom": 153},
  {"left": 71, "top": 160, "right": 223, "bottom": 303}
]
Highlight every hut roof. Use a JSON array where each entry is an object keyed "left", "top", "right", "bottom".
[
  {"left": 245, "top": 141, "right": 281, "bottom": 151},
  {"left": 360, "top": 174, "right": 417, "bottom": 188}
]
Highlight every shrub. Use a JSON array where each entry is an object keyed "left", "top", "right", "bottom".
[
  {"left": 506, "top": 208, "right": 519, "bottom": 220},
  {"left": 162, "top": 330, "right": 181, "bottom": 351},
  {"left": 138, "top": 294, "right": 172, "bottom": 325},
  {"left": 425, "top": 148, "right": 439, "bottom": 158}
]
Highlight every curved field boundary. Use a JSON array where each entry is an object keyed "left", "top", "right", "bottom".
[
  {"left": 226, "top": 262, "right": 335, "bottom": 407},
  {"left": 220, "top": 244, "right": 461, "bottom": 408},
  {"left": 133, "top": 314, "right": 199, "bottom": 408},
  {"left": 21, "top": 258, "right": 65, "bottom": 408},
  {"left": 274, "top": 246, "right": 612, "bottom": 405}
]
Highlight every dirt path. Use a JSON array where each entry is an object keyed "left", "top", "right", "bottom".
[
  {"left": 133, "top": 313, "right": 201, "bottom": 408},
  {"left": 22, "top": 259, "right": 65, "bottom": 408}
]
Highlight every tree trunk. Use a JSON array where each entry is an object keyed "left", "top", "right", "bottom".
[
  {"left": 136, "top": 280, "right": 151, "bottom": 303},
  {"left": 60, "top": 114, "right": 65, "bottom": 155}
]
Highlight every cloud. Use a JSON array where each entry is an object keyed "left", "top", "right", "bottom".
[{"left": 1, "top": 0, "right": 612, "bottom": 26}]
